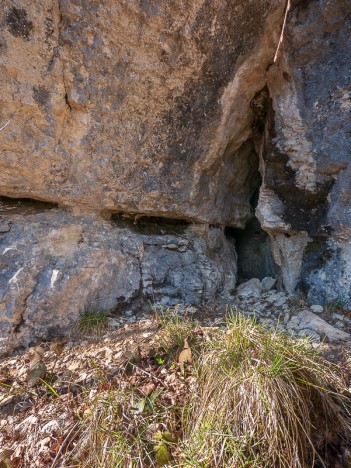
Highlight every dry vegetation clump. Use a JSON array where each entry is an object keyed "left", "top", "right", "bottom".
[
  {"left": 74, "top": 308, "right": 109, "bottom": 334},
  {"left": 1, "top": 310, "right": 351, "bottom": 467},
  {"left": 182, "top": 314, "right": 351, "bottom": 467}
]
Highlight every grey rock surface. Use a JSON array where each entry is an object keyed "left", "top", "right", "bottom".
[
  {"left": 0, "top": 0, "right": 350, "bottom": 351},
  {"left": 256, "top": 0, "right": 351, "bottom": 306},
  {"left": 0, "top": 0, "right": 284, "bottom": 226},
  {"left": 296, "top": 311, "right": 350, "bottom": 342},
  {"left": 0, "top": 208, "right": 236, "bottom": 355},
  {"left": 261, "top": 276, "right": 276, "bottom": 292},
  {"left": 236, "top": 278, "right": 263, "bottom": 299}
]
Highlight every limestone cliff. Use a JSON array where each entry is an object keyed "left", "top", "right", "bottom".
[{"left": 0, "top": 0, "right": 350, "bottom": 354}]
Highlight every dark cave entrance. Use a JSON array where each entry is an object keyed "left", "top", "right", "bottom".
[
  {"left": 225, "top": 187, "right": 276, "bottom": 282},
  {"left": 224, "top": 85, "right": 277, "bottom": 283},
  {"left": 226, "top": 218, "right": 275, "bottom": 282}
]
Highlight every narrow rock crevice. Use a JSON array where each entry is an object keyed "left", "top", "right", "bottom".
[
  {"left": 221, "top": 84, "right": 277, "bottom": 284},
  {"left": 64, "top": 92, "right": 72, "bottom": 111},
  {"left": 56, "top": 0, "right": 73, "bottom": 145},
  {"left": 111, "top": 213, "right": 191, "bottom": 236},
  {"left": 0, "top": 196, "right": 59, "bottom": 215}
]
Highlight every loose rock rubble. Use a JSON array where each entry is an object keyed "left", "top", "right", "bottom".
[
  {"left": 113, "top": 277, "right": 351, "bottom": 347},
  {"left": 227, "top": 277, "right": 351, "bottom": 344}
]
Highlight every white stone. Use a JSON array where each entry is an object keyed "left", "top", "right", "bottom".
[
  {"left": 236, "top": 278, "right": 263, "bottom": 299},
  {"left": 310, "top": 304, "right": 324, "bottom": 314},
  {"left": 261, "top": 277, "right": 277, "bottom": 291}
]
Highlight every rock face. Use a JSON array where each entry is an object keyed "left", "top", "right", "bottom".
[
  {"left": 257, "top": 0, "right": 351, "bottom": 306},
  {"left": 0, "top": 205, "right": 236, "bottom": 354},
  {"left": 0, "top": 0, "right": 284, "bottom": 226},
  {"left": 0, "top": 0, "right": 350, "bottom": 352}
]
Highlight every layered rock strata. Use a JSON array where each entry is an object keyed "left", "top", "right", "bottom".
[{"left": 0, "top": 204, "right": 236, "bottom": 354}]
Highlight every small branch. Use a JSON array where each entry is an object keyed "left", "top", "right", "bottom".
[
  {"left": 0, "top": 120, "right": 10, "bottom": 132},
  {"left": 274, "top": 0, "right": 291, "bottom": 63}
]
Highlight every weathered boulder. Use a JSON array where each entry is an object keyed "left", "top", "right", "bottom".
[
  {"left": 0, "top": 206, "right": 236, "bottom": 355},
  {"left": 296, "top": 310, "right": 350, "bottom": 342}
]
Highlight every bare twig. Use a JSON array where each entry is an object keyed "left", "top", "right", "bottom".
[
  {"left": 50, "top": 422, "right": 80, "bottom": 468},
  {"left": 274, "top": 0, "right": 291, "bottom": 63},
  {"left": 132, "top": 364, "right": 167, "bottom": 386},
  {"left": 0, "top": 120, "right": 10, "bottom": 132}
]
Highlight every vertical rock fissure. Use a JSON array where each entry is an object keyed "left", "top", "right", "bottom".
[{"left": 224, "top": 85, "right": 277, "bottom": 284}]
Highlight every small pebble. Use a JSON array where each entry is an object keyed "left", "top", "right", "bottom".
[
  {"left": 332, "top": 313, "right": 344, "bottom": 321},
  {"left": 310, "top": 304, "right": 324, "bottom": 314},
  {"left": 334, "top": 321, "right": 344, "bottom": 329}
]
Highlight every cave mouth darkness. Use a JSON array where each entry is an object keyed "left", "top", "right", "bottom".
[
  {"left": 225, "top": 85, "right": 276, "bottom": 284},
  {"left": 225, "top": 186, "right": 276, "bottom": 283},
  {"left": 226, "top": 218, "right": 276, "bottom": 282}
]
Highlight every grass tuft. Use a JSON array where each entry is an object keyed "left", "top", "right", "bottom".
[
  {"left": 181, "top": 312, "right": 351, "bottom": 467},
  {"left": 155, "top": 307, "right": 197, "bottom": 362},
  {"left": 76, "top": 308, "right": 109, "bottom": 334}
]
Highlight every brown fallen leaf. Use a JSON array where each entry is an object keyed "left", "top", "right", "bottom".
[
  {"left": 138, "top": 382, "right": 156, "bottom": 397},
  {"left": 342, "top": 309, "right": 351, "bottom": 318},
  {"left": 178, "top": 339, "right": 192, "bottom": 374},
  {"left": 26, "top": 362, "right": 47, "bottom": 387},
  {"left": 28, "top": 346, "right": 45, "bottom": 365},
  {"left": 54, "top": 436, "right": 64, "bottom": 454},
  {"left": 0, "top": 448, "right": 13, "bottom": 468}
]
